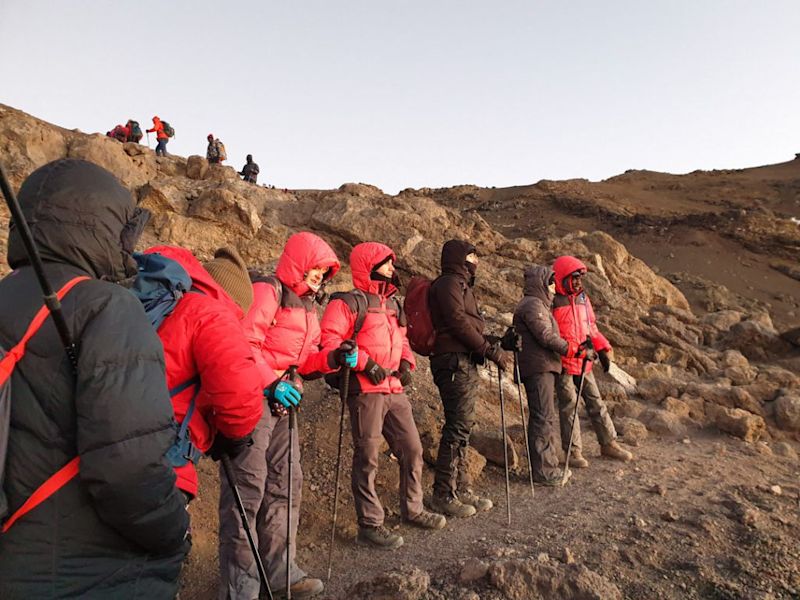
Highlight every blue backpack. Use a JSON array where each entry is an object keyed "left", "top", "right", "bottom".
[{"left": 131, "top": 253, "right": 203, "bottom": 467}]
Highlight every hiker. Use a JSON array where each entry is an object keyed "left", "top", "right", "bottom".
[
  {"left": 207, "top": 133, "right": 226, "bottom": 164},
  {"left": 428, "top": 240, "right": 512, "bottom": 517},
  {"left": 552, "top": 255, "right": 633, "bottom": 466},
  {"left": 106, "top": 122, "right": 130, "bottom": 142},
  {"left": 320, "top": 242, "right": 446, "bottom": 550},
  {"left": 218, "top": 232, "right": 346, "bottom": 599},
  {"left": 147, "top": 115, "right": 169, "bottom": 156},
  {"left": 0, "top": 159, "right": 189, "bottom": 597},
  {"left": 239, "top": 154, "right": 260, "bottom": 184},
  {"left": 138, "top": 245, "right": 265, "bottom": 502},
  {"left": 513, "top": 265, "right": 590, "bottom": 486},
  {"left": 127, "top": 119, "right": 143, "bottom": 143}
]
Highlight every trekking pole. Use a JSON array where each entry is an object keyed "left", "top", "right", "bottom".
[
  {"left": 285, "top": 365, "right": 299, "bottom": 600},
  {"left": 497, "top": 364, "right": 512, "bottom": 526},
  {"left": 561, "top": 342, "right": 591, "bottom": 486},
  {"left": 326, "top": 362, "right": 350, "bottom": 581},
  {"left": 220, "top": 455, "right": 274, "bottom": 600},
  {"left": 513, "top": 354, "right": 535, "bottom": 499},
  {"left": 0, "top": 163, "right": 78, "bottom": 371},
  {"left": 146, "top": 131, "right": 151, "bottom": 148}
]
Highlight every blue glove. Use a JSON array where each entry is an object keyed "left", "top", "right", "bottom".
[
  {"left": 329, "top": 340, "right": 358, "bottom": 369},
  {"left": 266, "top": 380, "right": 302, "bottom": 409}
]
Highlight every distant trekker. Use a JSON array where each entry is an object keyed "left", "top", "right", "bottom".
[
  {"left": 206, "top": 134, "right": 226, "bottom": 164},
  {"left": 106, "top": 123, "right": 130, "bottom": 142},
  {"left": 240, "top": 154, "right": 260, "bottom": 184},
  {"left": 147, "top": 116, "right": 171, "bottom": 156}
]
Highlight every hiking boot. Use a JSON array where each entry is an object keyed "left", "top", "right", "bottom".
[
  {"left": 568, "top": 449, "right": 590, "bottom": 469},
  {"left": 356, "top": 525, "right": 404, "bottom": 550},
  {"left": 274, "top": 577, "right": 324, "bottom": 599},
  {"left": 429, "top": 494, "right": 477, "bottom": 518},
  {"left": 405, "top": 509, "right": 447, "bottom": 530},
  {"left": 458, "top": 489, "right": 493, "bottom": 512},
  {"left": 601, "top": 441, "right": 633, "bottom": 462},
  {"left": 537, "top": 468, "right": 572, "bottom": 487}
]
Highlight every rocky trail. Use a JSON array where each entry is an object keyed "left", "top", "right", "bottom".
[{"left": 1, "top": 104, "right": 799, "bottom": 598}]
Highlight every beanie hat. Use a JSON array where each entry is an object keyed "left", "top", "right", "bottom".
[
  {"left": 203, "top": 247, "right": 254, "bottom": 314},
  {"left": 207, "top": 133, "right": 214, "bottom": 140}
]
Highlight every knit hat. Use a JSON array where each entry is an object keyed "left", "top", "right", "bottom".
[{"left": 203, "top": 247, "right": 254, "bottom": 314}]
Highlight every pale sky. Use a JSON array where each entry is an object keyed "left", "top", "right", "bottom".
[{"left": 2, "top": 1, "right": 799, "bottom": 193}]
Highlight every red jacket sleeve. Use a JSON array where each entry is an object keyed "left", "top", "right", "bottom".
[
  {"left": 586, "top": 297, "right": 611, "bottom": 352},
  {"left": 243, "top": 282, "right": 282, "bottom": 388},
  {"left": 299, "top": 313, "right": 337, "bottom": 377},
  {"left": 400, "top": 326, "right": 416, "bottom": 370},
  {"left": 320, "top": 298, "right": 368, "bottom": 369},
  {"left": 193, "top": 308, "right": 264, "bottom": 439}
]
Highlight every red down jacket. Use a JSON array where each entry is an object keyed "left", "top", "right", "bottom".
[
  {"left": 552, "top": 255, "right": 612, "bottom": 376},
  {"left": 243, "top": 232, "right": 341, "bottom": 386},
  {"left": 320, "top": 242, "right": 416, "bottom": 395},
  {"left": 145, "top": 245, "right": 264, "bottom": 497}
]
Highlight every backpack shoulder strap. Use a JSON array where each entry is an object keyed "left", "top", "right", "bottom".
[
  {"left": 330, "top": 289, "right": 369, "bottom": 337},
  {"left": 251, "top": 274, "right": 285, "bottom": 307}
]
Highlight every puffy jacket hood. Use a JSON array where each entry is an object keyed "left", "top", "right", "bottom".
[
  {"left": 144, "top": 245, "right": 243, "bottom": 319},
  {"left": 553, "top": 255, "right": 587, "bottom": 296},
  {"left": 7, "top": 159, "right": 143, "bottom": 282},
  {"left": 524, "top": 265, "right": 554, "bottom": 304},
  {"left": 441, "top": 239, "right": 476, "bottom": 279},
  {"left": 276, "top": 232, "right": 340, "bottom": 296},
  {"left": 350, "top": 242, "right": 397, "bottom": 296}
]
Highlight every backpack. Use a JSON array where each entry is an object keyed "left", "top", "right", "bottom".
[
  {"left": 1, "top": 276, "right": 88, "bottom": 533},
  {"left": 130, "top": 253, "right": 203, "bottom": 467},
  {"left": 216, "top": 141, "right": 227, "bottom": 161},
  {"left": 404, "top": 275, "right": 436, "bottom": 356},
  {"left": 128, "top": 120, "right": 143, "bottom": 142},
  {"left": 162, "top": 121, "right": 175, "bottom": 138},
  {"left": 323, "top": 289, "right": 404, "bottom": 390}
]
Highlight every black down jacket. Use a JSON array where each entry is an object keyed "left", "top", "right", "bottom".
[
  {"left": 513, "top": 265, "right": 569, "bottom": 376},
  {"left": 430, "top": 239, "right": 491, "bottom": 357},
  {"left": 0, "top": 159, "right": 189, "bottom": 599}
]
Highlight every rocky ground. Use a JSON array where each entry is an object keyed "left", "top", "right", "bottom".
[{"left": 1, "top": 104, "right": 798, "bottom": 599}]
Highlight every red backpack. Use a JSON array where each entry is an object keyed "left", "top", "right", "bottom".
[
  {"left": 0, "top": 276, "right": 88, "bottom": 533},
  {"left": 404, "top": 275, "right": 436, "bottom": 356}
]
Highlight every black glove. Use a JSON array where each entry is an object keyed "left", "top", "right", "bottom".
[
  {"left": 500, "top": 326, "right": 522, "bottom": 353},
  {"left": 328, "top": 339, "right": 358, "bottom": 368},
  {"left": 206, "top": 433, "right": 254, "bottom": 461},
  {"left": 395, "top": 359, "right": 413, "bottom": 387},
  {"left": 598, "top": 349, "right": 611, "bottom": 372},
  {"left": 363, "top": 357, "right": 388, "bottom": 385},
  {"left": 577, "top": 340, "right": 598, "bottom": 362},
  {"left": 485, "top": 343, "right": 513, "bottom": 372}
]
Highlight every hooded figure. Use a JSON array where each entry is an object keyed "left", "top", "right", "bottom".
[
  {"left": 0, "top": 159, "right": 189, "bottom": 597},
  {"left": 218, "top": 232, "right": 342, "bottom": 599},
  {"left": 513, "top": 265, "right": 581, "bottom": 484},
  {"left": 426, "top": 239, "right": 510, "bottom": 518},
  {"left": 551, "top": 255, "right": 633, "bottom": 467},
  {"left": 147, "top": 116, "right": 169, "bottom": 156},
  {"left": 319, "top": 242, "right": 445, "bottom": 552},
  {"left": 240, "top": 154, "right": 260, "bottom": 184}
]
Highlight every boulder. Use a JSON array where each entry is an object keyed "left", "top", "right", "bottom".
[
  {"left": 613, "top": 417, "right": 648, "bottom": 447},
  {"left": 719, "top": 320, "right": 789, "bottom": 361},
  {"left": 636, "top": 378, "right": 680, "bottom": 404},
  {"left": 470, "top": 430, "right": 519, "bottom": 469},
  {"left": 639, "top": 408, "right": 688, "bottom": 437},
  {"left": 68, "top": 133, "right": 159, "bottom": 188},
  {"left": 772, "top": 394, "right": 800, "bottom": 432},
  {"left": 488, "top": 559, "right": 622, "bottom": 600},
  {"left": 706, "top": 404, "right": 766, "bottom": 442},
  {"left": 700, "top": 310, "right": 744, "bottom": 332},
  {"left": 772, "top": 441, "right": 799, "bottom": 461},
  {"left": 188, "top": 188, "right": 262, "bottom": 235},
  {"left": 661, "top": 397, "right": 691, "bottom": 418},
  {"left": 459, "top": 558, "right": 490, "bottom": 583},
  {"left": 345, "top": 567, "right": 430, "bottom": 600},
  {"left": 186, "top": 155, "right": 209, "bottom": 180}
]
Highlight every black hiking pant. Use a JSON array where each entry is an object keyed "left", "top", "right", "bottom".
[{"left": 431, "top": 352, "right": 478, "bottom": 499}]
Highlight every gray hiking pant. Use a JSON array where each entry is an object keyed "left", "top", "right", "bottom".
[
  {"left": 522, "top": 371, "right": 561, "bottom": 482},
  {"left": 218, "top": 410, "right": 305, "bottom": 599},
  {"left": 348, "top": 392, "right": 425, "bottom": 527},
  {"left": 557, "top": 370, "right": 617, "bottom": 452}
]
